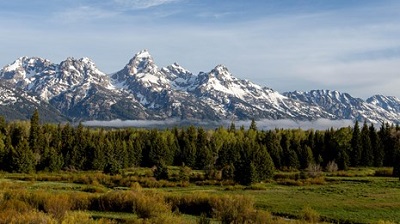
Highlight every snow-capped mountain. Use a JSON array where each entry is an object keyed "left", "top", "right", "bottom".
[
  {"left": 366, "top": 95, "right": 400, "bottom": 114},
  {"left": 284, "top": 90, "right": 400, "bottom": 123},
  {"left": 1, "top": 50, "right": 400, "bottom": 124},
  {"left": 0, "top": 82, "right": 66, "bottom": 122}
]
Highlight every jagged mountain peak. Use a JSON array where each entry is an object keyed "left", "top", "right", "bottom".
[
  {"left": 0, "top": 57, "right": 51, "bottom": 92},
  {"left": 161, "top": 62, "right": 193, "bottom": 81},
  {"left": 1, "top": 50, "right": 400, "bottom": 124},
  {"left": 1, "top": 56, "right": 52, "bottom": 80},
  {"left": 126, "top": 49, "right": 157, "bottom": 75},
  {"left": 209, "top": 64, "right": 234, "bottom": 81},
  {"left": 367, "top": 95, "right": 400, "bottom": 114}
]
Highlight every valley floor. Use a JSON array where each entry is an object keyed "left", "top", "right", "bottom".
[{"left": 0, "top": 167, "right": 398, "bottom": 223}]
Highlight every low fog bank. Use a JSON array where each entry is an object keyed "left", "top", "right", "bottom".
[{"left": 83, "top": 118, "right": 354, "bottom": 130}]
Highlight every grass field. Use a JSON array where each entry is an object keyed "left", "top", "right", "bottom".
[{"left": 0, "top": 168, "right": 398, "bottom": 223}]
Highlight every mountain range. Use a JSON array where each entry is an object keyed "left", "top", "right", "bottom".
[{"left": 0, "top": 50, "right": 399, "bottom": 125}]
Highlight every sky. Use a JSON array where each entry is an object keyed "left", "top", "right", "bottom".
[{"left": 1, "top": 0, "right": 400, "bottom": 99}]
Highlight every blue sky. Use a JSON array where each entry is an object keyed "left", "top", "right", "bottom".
[{"left": 1, "top": 0, "right": 400, "bottom": 98}]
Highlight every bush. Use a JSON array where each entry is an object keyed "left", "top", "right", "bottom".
[
  {"left": 247, "top": 210, "right": 274, "bottom": 224},
  {"left": 144, "top": 213, "right": 186, "bottom": 224},
  {"left": 90, "top": 191, "right": 136, "bottom": 212},
  {"left": 0, "top": 199, "right": 33, "bottom": 213},
  {"left": 154, "top": 162, "right": 169, "bottom": 180},
  {"left": 133, "top": 191, "right": 171, "bottom": 219},
  {"left": 374, "top": 168, "right": 393, "bottom": 177},
  {"left": 300, "top": 206, "right": 320, "bottom": 223},
  {"left": 306, "top": 163, "right": 322, "bottom": 178},
  {"left": 244, "top": 183, "right": 267, "bottom": 191},
  {"left": 197, "top": 213, "right": 211, "bottom": 224},
  {"left": 0, "top": 210, "right": 56, "bottom": 224},
  {"left": 375, "top": 221, "right": 396, "bottom": 224},
  {"left": 44, "top": 194, "right": 72, "bottom": 220},
  {"left": 212, "top": 195, "right": 255, "bottom": 224},
  {"left": 178, "top": 165, "right": 191, "bottom": 182},
  {"left": 326, "top": 161, "right": 338, "bottom": 173},
  {"left": 167, "top": 193, "right": 214, "bottom": 216},
  {"left": 61, "top": 211, "right": 96, "bottom": 224}
]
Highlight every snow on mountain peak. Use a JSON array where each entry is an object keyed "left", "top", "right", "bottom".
[
  {"left": 209, "top": 64, "right": 235, "bottom": 82},
  {"left": 2, "top": 50, "right": 400, "bottom": 123},
  {"left": 126, "top": 49, "right": 157, "bottom": 75},
  {"left": 135, "top": 49, "right": 151, "bottom": 58}
]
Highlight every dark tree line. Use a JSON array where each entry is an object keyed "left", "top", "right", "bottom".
[{"left": 0, "top": 111, "right": 399, "bottom": 184}]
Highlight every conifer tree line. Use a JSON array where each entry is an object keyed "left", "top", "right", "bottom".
[{"left": 0, "top": 110, "right": 399, "bottom": 184}]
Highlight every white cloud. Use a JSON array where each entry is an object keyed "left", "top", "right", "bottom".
[
  {"left": 56, "top": 6, "right": 118, "bottom": 23},
  {"left": 83, "top": 119, "right": 354, "bottom": 130},
  {"left": 114, "top": 0, "right": 180, "bottom": 9},
  {"left": 83, "top": 119, "right": 180, "bottom": 127},
  {"left": 1, "top": 1, "right": 400, "bottom": 99}
]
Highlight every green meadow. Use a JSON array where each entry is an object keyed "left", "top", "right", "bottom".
[{"left": 0, "top": 167, "right": 398, "bottom": 224}]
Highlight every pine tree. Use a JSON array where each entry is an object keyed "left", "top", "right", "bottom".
[
  {"left": 2, "top": 135, "right": 14, "bottom": 171},
  {"left": 10, "top": 138, "right": 35, "bottom": 173},
  {"left": 287, "top": 150, "right": 300, "bottom": 170},
  {"left": 180, "top": 130, "right": 197, "bottom": 167},
  {"left": 350, "top": 121, "right": 362, "bottom": 166},
  {"left": 369, "top": 124, "right": 384, "bottom": 167},
  {"left": 47, "top": 147, "right": 64, "bottom": 172},
  {"left": 392, "top": 140, "right": 400, "bottom": 179},
  {"left": 379, "top": 123, "right": 394, "bottom": 167},
  {"left": 195, "top": 127, "right": 212, "bottom": 169},
  {"left": 263, "top": 131, "right": 283, "bottom": 169},
  {"left": 228, "top": 121, "right": 236, "bottom": 133},
  {"left": 0, "top": 116, "right": 6, "bottom": 135},
  {"left": 361, "top": 121, "right": 373, "bottom": 166},
  {"left": 0, "top": 133, "right": 6, "bottom": 170},
  {"left": 154, "top": 161, "right": 169, "bottom": 180},
  {"left": 253, "top": 145, "right": 275, "bottom": 180},
  {"left": 29, "top": 109, "right": 41, "bottom": 153},
  {"left": 249, "top": 119, "right": 257, "bottom": 131},
  {"left": 148, "top": 130, "right": 170, "bottom": 166}
]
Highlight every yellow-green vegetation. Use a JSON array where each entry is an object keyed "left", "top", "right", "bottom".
[{"left": 0, "top": 167, "right": 398, "bottom": 223}]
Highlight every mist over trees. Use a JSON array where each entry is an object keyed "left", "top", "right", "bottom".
[{"left": 0, "top": 110, "right": 399, "bottom": 184}]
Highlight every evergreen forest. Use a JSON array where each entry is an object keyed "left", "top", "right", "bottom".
[{"left": 0, "top": 110, "right": 399, "bottom": 185}]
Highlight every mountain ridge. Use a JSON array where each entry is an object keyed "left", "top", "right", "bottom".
[{"left": 0, "top": 50, "right": 399, "bottom": 124}]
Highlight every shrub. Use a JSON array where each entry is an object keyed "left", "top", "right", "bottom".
[
  {"left": 247, "top": 210, "right": 273, "bottom": 224},
  {"left": 61, "top": 211, "right": 95, "bottom": 224},
  {"left": 375, "top": 220, "right": 396, "bottom": 224},
  {"left": 90, "top": 191, "right": 136, "bottom": 212},
  {"left": 70, "top": 193, "right": 91, "bottom": 211},
  {"left": 212, "top": 195, "right": 255, "bottom": 224},
  {"left": 44, "top": 194, "right": 72, "bottom": 220},
  {"left": 153, "top": 162, "right": 169, "bottom": 180},
  {"left": 300, "top": 206, "right": 320, "bottom": 223},
  {"left": 103, "top": 160, "right": 121, "bottom": 176},
  {"left": 178, "top": 165, "right": 191, "bottom": 181},
  {"left": 0, "top": 198, "right": 34, "bottom": 214},
  {"left": 145, "top": 213, "right": 186, "bottom": 224},
  {"left": 0, "top": 210, "right": 57, "bottom": 224},
  {"left": 133, "top": 191, "right": 171, "bottom": 219},
  {"left": 374, "top": 168, "right": 393, "bottom": 177},
  {"left": 326, "top": 161, "right": 338, "bottom": 173},
  {"left": 244, "top": 183, "right": 267, "bottom": 191},
  {"left": 306, "top": 163, "right": 322, "bottom": 178},
  {"left": 167, "top": 193, "right": 214, "bottom": 216},
  {"left": 197, "top": 213, "right": 211, "bottom": 224}
]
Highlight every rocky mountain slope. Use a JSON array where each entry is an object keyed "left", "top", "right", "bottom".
[{"left": 0, "top": 50, "right": 399, "bottom": 124}]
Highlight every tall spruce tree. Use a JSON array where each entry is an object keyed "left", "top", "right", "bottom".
[
  {"left": 369, "top": 124, "right": 384, "bottom": 167},
  {"left": 29, "top": 109, "right": 40, "bottom": 153},
  {"left": 10, "top": 138, "right": 35, "bottom": 173},
  {"left": 350, "top": 121, "right": 362, "bottom": 166},
  {"left": 361, "top": 121, "right": 373, "bottom": 166},
  {"left": 249, "top": 119, "right": 257, "bottom": 131}
]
